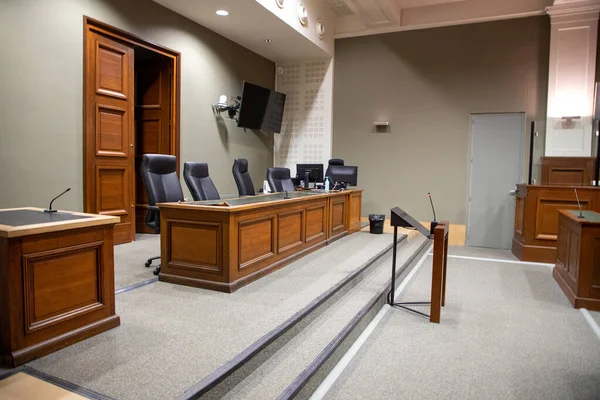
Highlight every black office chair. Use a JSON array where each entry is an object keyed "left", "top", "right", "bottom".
[
  {"left": 267, "top": 167, "right": 295, "bottom": 193},
  {"left": 183, "top": 162, "right": 220, "bottom": 201},
  {"left": 140, "top": 154, "right": 184, "bottom": 275},
  {"left": 232, "top": 158, "right": 256, "bottom": 196},
  {"left": 326, "top": 158, "right": 345, "bottom": 178}
]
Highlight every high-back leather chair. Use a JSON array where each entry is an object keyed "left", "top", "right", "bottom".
[
  {"left": 183, "top": 162, "right": 220, "bottom": 201},
  {"left": 232, "top": 158, "right": 255, "bottom": 196},
  {"left": 140, "top": 154, "right": 184, "bottom": 275},
  {"left": 326, "top": 158, "right": 345, "bottom": 178},
  {"left": 267, "top": 167, "right": 295, "bottom": 193}
]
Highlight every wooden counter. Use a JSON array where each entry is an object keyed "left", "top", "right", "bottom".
[
  {"left": 553, "top": 210, "right": 600, "bottom": 311},
  {"left": 158, "top": 190, "right": 363, "bottom": 292},
  {"left": 0, "top": 208, "right": 120, "bottom": 367},
  {"left": 512, "top": 184, "right": 600, "bottom": 263}
]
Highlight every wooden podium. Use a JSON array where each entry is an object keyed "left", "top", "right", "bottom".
[
  {"left": 0, "top": 208, "right": 120, "bottom": 366},
  {"left": 553, "top": 209, "right": 600, "bottom": 311}
]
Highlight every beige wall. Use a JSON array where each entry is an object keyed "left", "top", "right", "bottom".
[
  {"left": 0, "top": 0, "right": 274, "bottom": 211},
  {"left": 333, "top": 16, "right": 550, "bottom": 224}
]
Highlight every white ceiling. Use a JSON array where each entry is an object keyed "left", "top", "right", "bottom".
[
  {"left": 152, "top": 0, "right": 329, "bottom": 61},
  {"left": 398, "top": 0, "right": 466, "bottom": 8},
  {"left": 152, "top": 0, "right": 554, "bottom": 60},
  {"left": 332, "top": 0, "right": 554, "bottom": 38}
]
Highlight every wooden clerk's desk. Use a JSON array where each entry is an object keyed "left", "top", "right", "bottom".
[
  {"left": 553, "top": 210, "right": 600, "bottom": 311},
  {"left": 158, "top": 190, "right": 363, "bottom": 293},
  {"left": 0, "top": 208, "right": 120, "bottom": 367}
]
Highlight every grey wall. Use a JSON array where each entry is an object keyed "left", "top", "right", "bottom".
[
  {"left": 333, "top": 16, "right": 550, "bottom": 224},
  {"left": 0, "top": 0, "right": 274, "bottom": 211}
]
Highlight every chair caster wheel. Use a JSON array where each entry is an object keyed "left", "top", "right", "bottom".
[
  {"left": 153, "top": 266, "right": 161, "bottom": 276},
  {"left": 145, "top": 261, "right": 151, "bottom": 268}
]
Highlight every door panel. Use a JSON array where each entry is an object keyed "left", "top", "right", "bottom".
[
  {"left": 135, "top": 55, "right": 172, "bottom": 233},
  {"left": 85, "top": 31, "right": 135, "bottom": 244},
  {"left": 468, "top": 114, "right": 523, "bottom": 249}
]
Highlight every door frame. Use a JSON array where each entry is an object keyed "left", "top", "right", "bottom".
[
  {"left": 83, "top": 17, "right": 181, "bottom": 239},
  {"left": 465, "top": 112, "right": 526, "bottom": 247}
]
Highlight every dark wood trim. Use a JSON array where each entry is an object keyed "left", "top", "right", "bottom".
[
  {"left": 512, "top": 238, "right": 557, "bottom": 263},
  {"left": 12, "top": 316, "right": 120, "bottom": 367}
]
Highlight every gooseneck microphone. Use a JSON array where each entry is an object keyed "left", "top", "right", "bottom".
[
  {"left": 44, "top": 188, "right": 71, "bottom": 213},
  {"left": 574, "top": 188, "right": 584, "bottom": 218},
  {"left": 428, "top": 192, "right": 439, "bottom": 235}
]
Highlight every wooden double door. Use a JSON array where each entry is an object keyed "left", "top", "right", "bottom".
[{"left": 83, "top": 18, "right": 179, "bottom": 244}]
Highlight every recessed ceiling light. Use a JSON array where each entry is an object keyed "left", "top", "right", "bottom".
[
  {"left": 265, "top": 39, "right": 274, "bottom": 43},
  {"left": 216, "top": 10, "right": 229, "bottom": 16}
]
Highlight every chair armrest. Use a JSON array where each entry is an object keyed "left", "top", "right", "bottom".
[{"left": 147, "top": 205, "right": 160, "bottom": 211}]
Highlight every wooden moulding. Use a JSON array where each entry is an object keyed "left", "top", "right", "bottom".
[
  {"left": 158, "top": 190, "right": 363, "bottom": 292},
  {"left": 0, "top": 208, "right": 119, "bottom": 238}
]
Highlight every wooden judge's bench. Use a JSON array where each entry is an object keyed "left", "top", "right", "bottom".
[
  {"left": 512, "top": 184, "right": 600, "bottom": 263},
  {"left": 553, "top": 210, "right": 600, "bottom": 311}
]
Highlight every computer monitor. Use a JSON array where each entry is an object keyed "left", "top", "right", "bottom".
[
  {"left": 296, "top": 164, "right": 324, "bottom": 183},
  {"left": 326, "top": 165, "right": 358, "bottom": 186}
]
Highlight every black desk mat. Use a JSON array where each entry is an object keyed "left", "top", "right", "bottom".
[{"left": 0, "top": 210, "right": 91, "bottom": 227}]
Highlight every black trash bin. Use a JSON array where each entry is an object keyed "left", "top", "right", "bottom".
[{"left": 368, "top": 214, "right": 385, "bottom": 234}]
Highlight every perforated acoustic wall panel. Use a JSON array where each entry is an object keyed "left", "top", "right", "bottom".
[{"left": 274, "top": 60, "right": 333, "bottom": 173}]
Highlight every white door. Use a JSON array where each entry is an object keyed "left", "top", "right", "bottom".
[{"left": 467, "top": 114, "right": 523, "bottom": 249}]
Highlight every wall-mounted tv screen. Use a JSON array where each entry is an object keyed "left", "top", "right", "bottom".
[{"left": 237, "top": 81, "right": 286, "bottom": 134}]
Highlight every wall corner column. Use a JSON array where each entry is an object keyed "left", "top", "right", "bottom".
[{"left": 545, "top": 0, "right": 600, "bottom": 156}]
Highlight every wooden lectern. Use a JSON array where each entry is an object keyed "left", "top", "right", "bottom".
[
  {"left": 553, "top": 209, "right": 600, "bottom": 311},
  {"left": 388, "top": 207, "right": 449, "bottom": 323}
]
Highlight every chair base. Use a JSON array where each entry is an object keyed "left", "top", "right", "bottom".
[{"left": 145, "top": 255, "right": 161, "bottom": 276}]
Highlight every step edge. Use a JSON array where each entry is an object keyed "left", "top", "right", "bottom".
[
  {"left": 277, "top": 238, "right": 432, "bottom": 400},
  {"left": 177, "top": 233, "right": 408, "bottom": 400}
]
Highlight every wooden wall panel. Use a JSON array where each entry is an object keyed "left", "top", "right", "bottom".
[
  {"left": 331, "top": 199, "right": 346, "bottom": 236},
  {"left": 96, "top": 167, "right": 128, "bottom": 216},
  {"left": 567, "top": 230, "right": 580, "bottom": 282},
  {"left": 306, "top": 205, "right": 326, "bottom": 243},
  {"left": 535, "top": 199, "right": 589, "bottom": 240},
  {"left": 96, "top": 42, "right": 128, "bottom": 99},
  {"left": 541, "top": 157, "right": 596, "bottom": 186},
  {"left": 515, "top": 195, "right": 525, "bottom": 235},
  {"left": 278, "top": 210, "right": 304, "bottom": 253},
  {"left": 348, "top": 192, "right": 362, "bottom": 233},
  {"left": 593, "top": 238, "right": 600, "bottom": 288},
  {"left": 168, "top": 221, "right": 221, "bottom": 273},
  {"left": 239, "top": 217, "right": 275, "bottom": 270},
  {"left": 23, "top": 244, "right": 103, "bottom": 333},
  {"left": 96, "top": 105, "right": 127, "bottom": 157}
]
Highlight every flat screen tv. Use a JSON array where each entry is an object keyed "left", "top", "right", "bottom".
[{"left": 237, "top": 81, "right": 286, "bottom": 134}]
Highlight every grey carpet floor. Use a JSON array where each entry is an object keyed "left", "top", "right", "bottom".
[
  {"left": 325, "top": 254, "right": 600, "bottom": 400},
  {"left": 28, "top": 232, "right": 400, "bottom": 400},
  {"left": 113, "top": 233, "right": 159, "bottom": 290},
  {"left": 447, "top": 245, "right": 519, "bottom": 261},
  {"left": 591, "top": 311, "right": 600, "bottom": 327},
  {"left": 220, "top": 236, "right": 428, "bottom": 400}
]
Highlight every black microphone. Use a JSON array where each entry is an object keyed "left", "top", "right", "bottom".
[
  {"left": 574, "top": 188, "right": 585, "bottom": 218},
  {"left": 428, "top": 192, "right": 438, "bottom": 235},
  {"left": 44, "top": 188, "right": 71, "bottom": 213}
]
